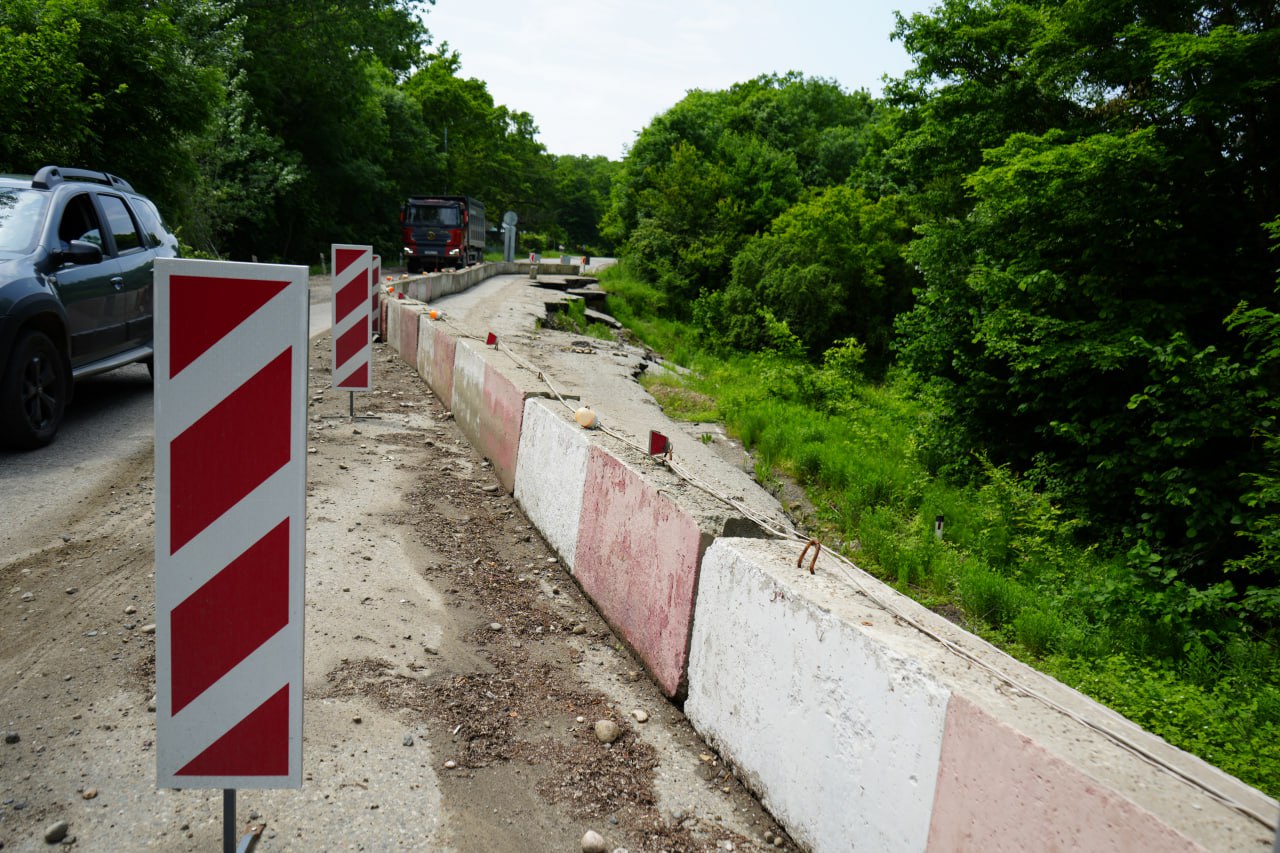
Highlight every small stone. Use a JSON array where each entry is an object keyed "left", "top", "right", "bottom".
[
  {"left": 481, "top": 484, "right": 500, "bottom": 494},
  {"left": 45, "top": 821, "right": 70, "bottom": 843},
  {"left": 403, "top": 734, "right": 414, "bottom": 747},
  {"left": 444, "top": 760, "right": 457, "bottom": 770},
  {"left": 572, "top": 624, "right": 586, "bottom": 635},
  {"left": 774, "top": 838, "right": 785, "bottom": 848},
  {"left": 4, "top": 732, "right": 19, "bottom": 744},
  {"left": 141, "top": 624, "right": 156, "bottom": 634},
  {"left": 21, "top": 592, "right": 33, "bottom": 602},
  {"left": 631, "top": 709, "right": 649, "bottom": 723},
  {"left": 81, "top": 789, "right": 97, "bottom": 800},
  {"left": 764, "top": 831, "right": 775, "bottom": 844},
  {"left": 124, "top": 605, "right": 137, "bottom": 615},
  {"left": 147, "top": 695, "right": 157, "bottom": 712},
  {"left": 352, "top": 716, "right": 362, "bottom": 724},
  {"left": 65, "top": 588, "right": 78, "bottom": 595},
  {"left": 488, "top": 622, "right": 503, "bottom": 632},
  {"left": 581, "top": 830, "right": 608, "bottom": 853},
  {"left": 594, "top": 720, "right": 621, "bottom": 744}
]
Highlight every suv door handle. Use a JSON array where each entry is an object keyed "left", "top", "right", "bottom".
[{"left": 111, "top": 276, "right": 123, "bottom": 290}]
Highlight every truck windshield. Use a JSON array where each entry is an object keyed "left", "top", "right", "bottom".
[
  {"left": 0, "top": 189, "right": 49, "bottom": 254},
  {"left": 406, "top": 204, "right": 460, "bottom": 227}
]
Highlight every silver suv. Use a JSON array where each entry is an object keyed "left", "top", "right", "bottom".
[{"left": 0, "top": 166, "right": 178, "bottom": 448}]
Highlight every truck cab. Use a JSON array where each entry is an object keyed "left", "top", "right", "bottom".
[{"left": 400, "top": 196, "right": 485, "bottom": 273}]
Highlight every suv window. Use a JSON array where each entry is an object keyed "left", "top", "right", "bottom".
[
  {"left": 99, "top": 194, "right": 141, "bottom": 252},
  {"left": 133, "top": 197, "right": 166, "bottom": 248},
  {"left": 0, "top": 188, "right": 49, "bottom": 254},
  {"left": 58, "top": 193, "right": 104, "bottom": 251}
]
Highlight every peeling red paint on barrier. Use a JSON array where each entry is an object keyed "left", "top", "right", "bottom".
[
  {"left": 927, "top": 694, "right": 1208, "bottom": 852},
  {"left": 573, "top": 448, "right": 704, "bottom": 698},
  {"left": 475, "top": 361, "right": 525, "bottom": 492},
  {"left": 427, "top": 325, "right": 456, "bottom": 407}
]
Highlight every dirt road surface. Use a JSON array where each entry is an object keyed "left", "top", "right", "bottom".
[{"left": 0, "top": 275, "right": 793, "bottom": 851}]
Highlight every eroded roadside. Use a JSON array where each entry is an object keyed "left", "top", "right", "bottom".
[{"left": 0, "top": 332, "right": 792, "bottom": 852}]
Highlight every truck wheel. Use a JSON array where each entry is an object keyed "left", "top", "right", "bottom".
[{"left": 0, "top": 330, "right": 69, "bottom": 449}]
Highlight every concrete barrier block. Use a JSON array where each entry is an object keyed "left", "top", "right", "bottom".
[
  {"left": 686, "top": 538, "right": 1277, "bottom": 852},
  {"left": 514, "top": 399, "right": 590, "bottom": 570},
  {"left": 450, "top": 339, "right": 540, "bottom": 493},
  {"left": 686, "top": 537, "right": 950, "bottom": 853},
  {"left": 573, "top": 448, "right": 707, "bottom": 698},
  {"left": 419, "top": 321, "right": 457, "bottom": 407},
  {"left": 397, "top": 303, "right": 419, "bottom": 367}
]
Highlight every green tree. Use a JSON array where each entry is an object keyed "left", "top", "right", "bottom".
[
  {"left": 548, "top": 154, "right": 620, "bottom": 253},
  {"left": 402, "top": 47, "right": 552, "bottom": 238},
  {"left": 230, "top": 0, "right": 431, "bottom": 259},
  {"left": 0, "top": 0, "right": 221, "bottom": 209},
  {"left": 605, "top": 73, "right": 877, "bottom": 310},
  {"left": 697, "top": 185, "right": 918, "bottom": 373},
  {"left": 891, "top": 0, "right": 1280, "bottom": 588}
]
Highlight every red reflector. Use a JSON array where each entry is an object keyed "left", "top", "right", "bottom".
[{"left": 649, "top": 430, "right": 670, "bottom": 456}]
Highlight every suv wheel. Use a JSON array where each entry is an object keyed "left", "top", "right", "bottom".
[{"left": 1, "top": 330, "right": 69, "bottom": 449}]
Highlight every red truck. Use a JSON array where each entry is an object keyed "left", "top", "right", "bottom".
[{"left": 400, "top": 195, "right": 486, "bottom": 273}]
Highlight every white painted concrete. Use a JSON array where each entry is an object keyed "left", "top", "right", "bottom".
[
  {"left": 513, "top": 398, "right": 590, "bottom": 570},
  {"left": 686, "top": 537, "right": 950, "bottom": 853},
  {"left": 449, "top": 338, "right": 488, "bottom": 442}
]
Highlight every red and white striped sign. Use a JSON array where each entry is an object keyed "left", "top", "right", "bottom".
[
  {"left": 331, "top": 244, "right": 372, "bottom": 390},
  {"left": 371, "top": 254, "right": 382, "bottom": 337},
  {"left": 153, "top": 258, "right": 308, "bottom": 789}
]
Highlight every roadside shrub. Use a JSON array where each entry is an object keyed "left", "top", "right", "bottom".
[
  {"left": 959, "top": 564, "right": 1025, "bottom": 629},
  {"left": 1013, "top": 607, "right": 1062, "bottom": 657}
]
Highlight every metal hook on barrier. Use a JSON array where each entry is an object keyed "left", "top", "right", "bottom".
[{"left": 797, "top": 539, "right": 821, "bottom": 575}]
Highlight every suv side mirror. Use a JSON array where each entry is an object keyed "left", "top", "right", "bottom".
[{"left": 59, "top": 240, "right": 103, "bottom": 266}]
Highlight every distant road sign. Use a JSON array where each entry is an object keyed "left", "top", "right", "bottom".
[
  {"left": 503, "top": 210, "right": 518, "bottom": 226},
  {"left": 153, "top": 257, "right": 308, "bottom": 789}
]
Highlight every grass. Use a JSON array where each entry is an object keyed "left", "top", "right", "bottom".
[{"left": 595, "top": 260, "right": 1280, "bottom": 798}]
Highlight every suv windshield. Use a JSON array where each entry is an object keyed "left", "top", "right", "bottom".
[
  {"left": 407, "top": 204, "right": 460, "bottom": 227},
  {"left": 0, "top": 189, "right": 49, "bottom": 254}
]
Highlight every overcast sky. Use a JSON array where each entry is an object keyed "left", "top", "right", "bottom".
[{"left": 419, "top": 0, "right": 938, "bottom": 160}]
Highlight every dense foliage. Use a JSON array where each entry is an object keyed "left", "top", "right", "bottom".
[
  {"left": 602, "top": 73, "right": 911, "bottom": 367},
  {"left": 603, "top": 3, "right": 1280, "bottom": 652},
  {"left": 0, "top": 0, "right": 618, "bottom": 262}
]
